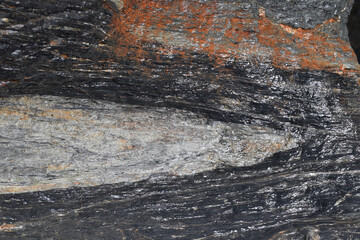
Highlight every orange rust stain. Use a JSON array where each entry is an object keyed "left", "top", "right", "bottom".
[
  {"left": 0, "top": 107, "right": 30, "bottom": 120},
  {"left": 107, "top": 0, "right": 359, "bottom": 74},
  {"left": 1, "top": 105, "right": 88, "bottom": 122},
  {"left": 117, "top": 139, "right": 136, "bottom": 150},
  {"left": 108, "top": 0, "right": 222, "bottom": 60},
  {"left": 0, "top": 184, "right": 59, "bottom": 193},
  {"left": 258, "top": 14, "right": 357, "bottom": 72},
  {"left": 60, "top": 53, "right": 69, "bottom": 59},
  {"left": 108, "top": 0, "right": 160, "bottom": 58},
  {"left": 0, "top": 223, "right": 19, "bottom": 232},
  {"left": 37, "top": 109, "right": 84, "bottom": 121}
]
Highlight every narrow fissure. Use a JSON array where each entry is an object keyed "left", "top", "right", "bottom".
[{"left": 347, "top": 0, "right": 360, "bottom": 63}]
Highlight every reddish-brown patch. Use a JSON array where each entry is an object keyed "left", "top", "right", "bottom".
[
  {"left": 258, "top": 15, "right": 357, "bottom": 72},
  {"left": 106, "top": 0, "right": 359, "bottom": 74},
  {"left": 60, "top": 53, "right": 69, "bottom": 59}
]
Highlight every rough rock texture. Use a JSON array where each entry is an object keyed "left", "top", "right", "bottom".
[
  {"left": 1, "top": 0, "right": 360, "bottom": 239},
  {"left": 2, "top": 166, "right": 360, "bottom": 239},
  {"left": 0, "top": 95, "right": 297, "bottom": 192},
  {"left": 262, "top": 0, "right": 350, "bottom": 31}
]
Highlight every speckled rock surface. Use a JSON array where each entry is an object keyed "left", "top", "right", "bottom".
[
  {"left": 262, "top": 0, "right": 350, "bottom": 31},
  {"left": 1, "top": 0, "right": 360, "bottom": 239},
  {"left": 0, "top": 95, "right": 297, "bottom": 193}
]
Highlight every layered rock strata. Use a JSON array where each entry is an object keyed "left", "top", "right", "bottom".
[{"left": 1, "top": 0, "right": 360, "bottom": 239}]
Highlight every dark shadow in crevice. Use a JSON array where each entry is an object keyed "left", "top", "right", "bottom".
[{"left": 347, "top": 0, "right": 360, "bottom": 64}]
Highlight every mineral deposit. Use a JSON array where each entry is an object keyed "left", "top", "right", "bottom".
[{"left": 1, "top": 0, "right": 360, "bottom": 239}]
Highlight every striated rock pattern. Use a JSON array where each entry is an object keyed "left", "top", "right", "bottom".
[
  {"left": 0, "top": 95, "right": 297, "bottom": 192},
  {"left": 1, "top": 0, "right": 360, "bottom": 239}
]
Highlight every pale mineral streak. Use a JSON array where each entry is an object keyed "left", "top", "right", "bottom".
[{"left": 0, "top": 95, "right": 297, "bottom": 193}]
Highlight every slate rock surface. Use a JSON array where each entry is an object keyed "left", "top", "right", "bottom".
[{"left": 1, "top": 0, "right": 360, "bottom": 239}]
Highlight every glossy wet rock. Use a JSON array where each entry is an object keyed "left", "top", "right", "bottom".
[{"left": 1, "top": 0, "right": 360, "bottom": 239}]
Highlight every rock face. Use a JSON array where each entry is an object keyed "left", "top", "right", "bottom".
[
  {"left": 0, "top": 95, "right": 297, "bottom": 192},
  {"left": 1, "top": 0, "right": 360, "bottom": 239}
]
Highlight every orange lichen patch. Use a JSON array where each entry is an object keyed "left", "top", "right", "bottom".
[
  {"left": 108, "top": 0, "right": 226, "bottom": 59},
  {"left": 258, "top": 13, "right": 358, "bottom": 72},
  {"left": 0, "top": 223, "right": 22, "bottom": 232},
  {"left": 106, "top": 0, "right": 359, "bottom": 74},
  {"left": 107, "top": 0, "right": 162, "bottom": 58}
]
